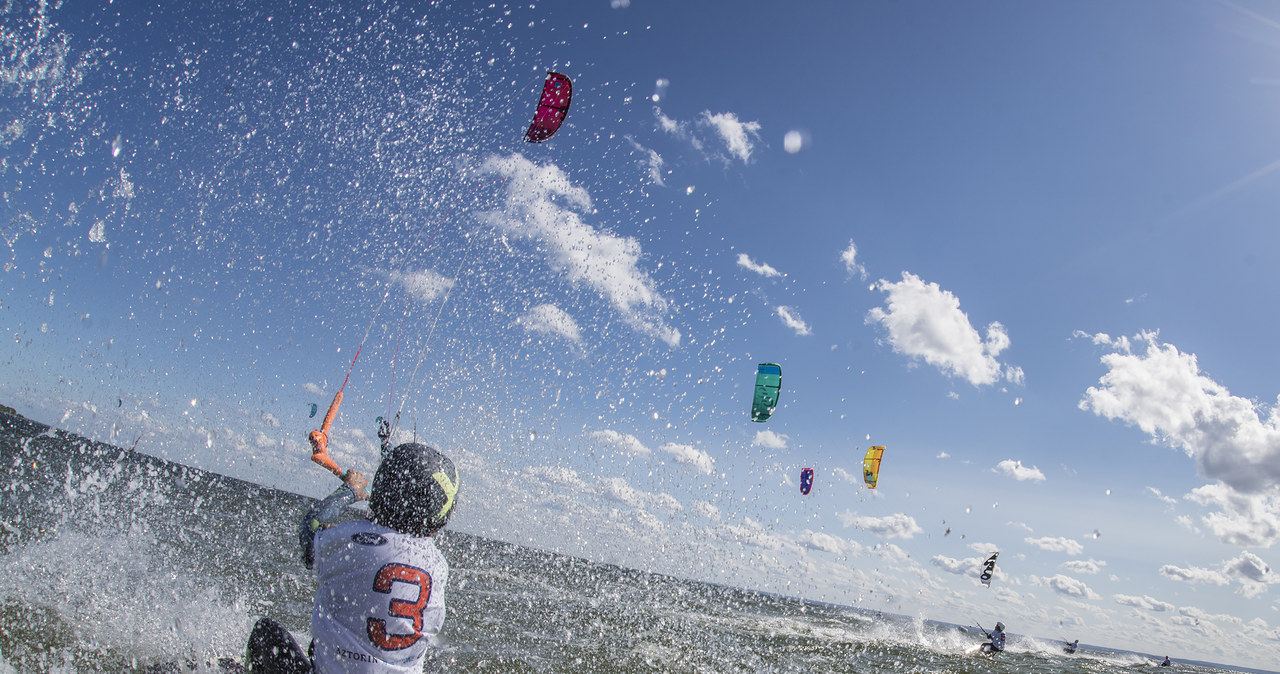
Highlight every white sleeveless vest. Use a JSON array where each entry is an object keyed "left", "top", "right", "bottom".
[{"left": 310, "top": 519, "right": 448, "bottom": 673}]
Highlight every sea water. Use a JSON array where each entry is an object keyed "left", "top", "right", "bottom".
[{"left": 0, "top": 415, "right": 1255, "bottom": 673}]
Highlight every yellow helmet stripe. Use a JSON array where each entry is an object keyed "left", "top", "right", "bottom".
[{"left": 432, "top": 470, "right": 458, "bottom": 519}]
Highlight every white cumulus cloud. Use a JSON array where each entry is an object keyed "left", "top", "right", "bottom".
[
  {"left": 1223, "top": 552, "right": 1280, "bottom": 598},
  {"left": 659, "top": 442, "right": 715, "bottom": 475},
  {"left": 798, "top": 530, "right": 861, "bottom": 556},
  {"left": 1186, "top": 484, "right": 1280, "bottom": 547},
  {"left": 867, "top": 272, "right": 1023, "bottom": 387},
  {"left": 477, "top": 153, "right": 680, "bottom": 347},
  {"left": 589, "top": 429, "right": 652, "bottom": 457},
  {"left": 1160, "top": 563, "right": 1230, "bottom": 586},
  {"left": 1062, "top": 558, "right": 1107, "bottom": 575},
  {"left": 1035, "top": 574, "right": 1100, "bottom": 599},
  {"left": 930, "top": 554, "right": 992, "bottom": 580},
  {"left": 996, "top": 459, "right": 1046, "bottom": 482},
  {"left": 1079, "top": 331, "right": 1280, "bottom": 545},
  {"left": 752, "top": 430, "right": 789, "bottom": 450},
  {"left": 1025, "top": 536, "right": 1084, "bottom": 555}
]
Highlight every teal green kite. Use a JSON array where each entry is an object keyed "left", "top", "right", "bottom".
[{"left": 751, "top": 363, "right": 782, "bottom": 422}]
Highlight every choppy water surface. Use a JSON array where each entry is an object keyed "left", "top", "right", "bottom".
[{"left": 0, "top": 415, "right": 1252, "bottom": 673}]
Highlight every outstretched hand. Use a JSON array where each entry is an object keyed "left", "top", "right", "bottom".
[{"left": 342, "top": 470, "right": 370, "bottom": 501}]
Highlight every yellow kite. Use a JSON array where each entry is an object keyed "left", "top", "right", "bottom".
[{"left": 863, "top": 446, "right": 885, "bottom": 489}]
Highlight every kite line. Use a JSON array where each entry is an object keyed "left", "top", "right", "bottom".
[{"left": 308, "top": 176, "right": 504, "bottom": 478}]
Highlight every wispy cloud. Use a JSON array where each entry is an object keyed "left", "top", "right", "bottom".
[
  {"left": 841, "top": 240, "right": 866, "bottom": 280},
  {"left": 656, "top": 108, "right": 700, "bottom": 151},
  {"left": 691, "top": 500, "right": 720, "bottom": 521},
  {"left": 776, "top": 306, "right": 811, "bottom": 336},
  {"left": 516, "top": 304, "right": 581, "bottom": 344},
  {"left": 597, "top": 476, "right": 682, "bottom": 514},
  {"left": 1219, "top": 0, "right": 1280, "bottom": 31},
  {"left": 390, "top": 268, "right": 454, "bottom": 303},
  {"left": 627, "top": 137, "right": 665, "bottom": 186},
  {"left": 737, "top": 253, "right": 782, "bottom": 278},
  {"left": 1114, "top": 594, "right": 1174, "bottom": 612},
  {"left": 656, "top": 107, "right": 761, "bottom": 164},
  {"left": 1167, "top": 155, "right": 1280, "bottom": 220},
  {"left": 700, "top": 111, "right": 762, "bottom": 163},
  {"left": 837, "top": 511, "right": 922, "bottom": 539},
  {"left": 832, "top": 467, "right": 859, "bottom": 484}
]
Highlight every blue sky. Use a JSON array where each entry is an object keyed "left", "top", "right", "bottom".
[{"left": 5, "top": 0, "right": 1280, "bottom": 667}]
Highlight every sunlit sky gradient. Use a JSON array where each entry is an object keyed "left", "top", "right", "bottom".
[{"left": 5, "top": 0, "right": 1280, "bottom": 668}]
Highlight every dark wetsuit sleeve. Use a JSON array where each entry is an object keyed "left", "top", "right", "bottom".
[{"left": 298, "top": 484, "right": 359, "bottom": 569}]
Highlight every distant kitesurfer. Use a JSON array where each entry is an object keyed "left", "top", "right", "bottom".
[
  {"left": 1161, "top": 655, "right": 1172, "bottom": 667},
  {"left": 1064, "top": 639, "right": 1078, "bottom": 654},
  {"left": 245, "top": 443, "right": 459, "bottom": 673},
  {"left": 980, "top": 621, "right": 1007, "bottom": 654}
]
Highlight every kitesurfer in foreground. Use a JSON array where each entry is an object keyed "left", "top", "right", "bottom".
[
  {"left": 246, "top": 443, "right": 459, "bottom": 673},
  {"left": 1064, "top": 638, "right": 1078, "bottom": 654},
  {"left": 979, "top": 621, "right": 1007, "bottom": 655}
]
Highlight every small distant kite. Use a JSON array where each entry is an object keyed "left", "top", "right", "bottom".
[
  {"left": 751, "top": 363, "right": 782, "bottom": 422},
  {"left": 308, "top": 403, "right": 318, "bottom": 419},
  {"left": 800, "top": 467, "right": 814, "bottom": 495},
  {"left": 524, "top": 72, "right": 572, "bottom": 143},
  {"left": 980, "top": 552, "right": 999, "bottom": 588},
  {"left": 863, "top": 446, "right": 885, "bottom": 489}
]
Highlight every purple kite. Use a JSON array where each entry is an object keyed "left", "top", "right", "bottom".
[
  {"left": 800, "top": 467, "right": 814, "bottom": 495},
  {"left": 524, "top": 72, "right": 572, "bottom": 143}
]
